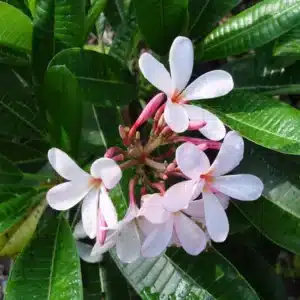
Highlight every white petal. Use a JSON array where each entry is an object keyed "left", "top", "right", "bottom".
[
  {"left": 163, "top": 180, "right": 197, "bottom": 212},
  {"left": 76, "top": 241, "right": 103, "bottom": 263},
  {"left": 139, "top": 53, "right": 173, "bottom": 96},
  {"left": 116, "top": 221, "right": 141, "bottom": 263},
  {"left": 46, "top": 180, "right": 90, "bottom": 211},
  {"left": 169, "top": 36, "right": 193, "bottom": 92},
  {"left": 210, "top": 131, "right": 244, "bottom": 176},
  {"left": 212, "top": 175, "right": 264, "bottom": 201},
  {"left": 48, "top": 148, "right": 89, "bottom": 181},
  {"left": 216, "top": 193, "right": 230, "bottom": 209},
  {"left": 184, "top": 105, "right": 226, "bottom": 141},
  {"left": 174, "top": 213, "right": 207, "bottom": 255},
  {"left": 73, "top": 221, "right": 87, "bottom": 240},
  {"left": 99, "top": 186, "right": 118, "bottom": 228},
  {"left": 91, "top": 239, "right": 116, "bottom": 257},
  {"left": 141, "top": 219, "right": 173, "bottom": 258},
  {"left": 203, "top": 191, "right": 229, "bottom": 242},
  {"left": 91, "top": 158, "right": 122, "bottom": 189},
  {"left": 183, "top": 199, "right": 205, "bottom": 219},
  {"left": 81, "top": 189, "right": 99, "bottom": 239},
  {"left": 139, "top": 194, "right": 170, "bottom": 224},
  {"left": 137, "top": 217, "right": 157, "bottom": 240},
  {"left": 176, "top": 142, "right": 210, "bottom": 180},
  {"left": 164, "top": 101, "right": 189, "bottom": 133},
  {"left": 183, "top": 70, "right": 234, "bottom": 100}
]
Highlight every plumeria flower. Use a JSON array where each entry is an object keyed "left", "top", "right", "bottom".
[
  {"left": 139, "top": 183, "right": 208, "bottom": 257},
  {"left": 175, "top": 131, "right": 264, "bottom": 242},
  {"left": 47, "top": 148, "right": 121, "bottom": 239},
  {"left": 138, "top": 36, "right": 233, "bottom": 139}
]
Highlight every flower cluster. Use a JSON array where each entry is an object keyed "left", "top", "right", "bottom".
[{"left": 46, "top": 36, "right": 264, "bottom": 263}]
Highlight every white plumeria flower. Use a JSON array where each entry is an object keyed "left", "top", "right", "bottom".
[
  {"left": 139, "top": 185, "right": 207, "bottom": 257},
  {"left": 47, "top": 148, "right": 122, "bottom": 239},
  {"left": 138, "top": 36, "right": 233, "bottom": 139},
  {"left": 176, "top": 131, "right": 264, "bottom": 242}
]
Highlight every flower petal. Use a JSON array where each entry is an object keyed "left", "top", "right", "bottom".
[
  {"left": 169, "top": 36, "right": 193, "bottom": 92},
  {"left": 99, "top": 186, "right": 118, "bottom": 228},
  {"left": 183, "top": 199, "right": 205, "bottom": 219},
  {"left": 91, "top": 239, "right": 116, "bottom": 257},
  {"left": 46, "top": 180, "right": 90, "bottom": 211},
  {"left": 174, "top": 213, "right": 207, "bottom": 255},
  {"left": 141, "top": 219, "right": 173, "bottom": 258},
  {"left": 139, "top": 52, "right": 173, "bottom": 96},
  {"left": 76, "top": 241, "right": 103, "bottom": 263},
  {"left": 48, "top": 148, "right": 89, "bottom": 181},
  {"left": 183, "top": 70, "right": 234, "bottom": 100},
  {"left": 164, "top": 101, "right": 189, "bottom": 133},
  {"left": 216, "top": 193, "right": 230, "bottom": 209},
  {"left": 163, "top": 180, "right": 197, "bottom": 212},
  {"left": 116, "top": 221, "right": 141, "bottom": 263},
  {"left": 203, "top": 191, "right": 229, "bottom": 242},
  {"left": 90, "top": 158, "right": 122, "bottom": 189},
  {"left": 212, "top": 175, "right": 264, "bottom": 201},
  {"left": 184, "top": 105, "right": 226, "bottom": 141},
  {"left": 176, "top": 142, "right": 210, "bottom": 179},
  {"left": 73, "top": 220, "right": 87, "bottom": 240},
  {"left": 81, "top": 188, "right": 99, "bottom": 239},
  {"left": 139, "top": 193, "right": 171, "bottom": 224},
  {"left": 210, "top": 131, "right": 244, "bottom": 176}
]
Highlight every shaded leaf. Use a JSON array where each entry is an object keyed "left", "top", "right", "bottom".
[
  {"left": 0, "top": 154, "right": 22, "bottom": 184},
  {"left": 85, "top": 0, "right": 108, "bottom": 36}
]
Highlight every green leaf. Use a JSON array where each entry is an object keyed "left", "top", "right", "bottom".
[
  {"left": 5, "top": 0, "right": 32, "bottom": 16},
  {"left": 0, "top": 154, "right": 22, "bottom": 184},
  {"left": 133, "top": 0, "right": 189, "bottom": 55},
  {"left": 25, "top": 0, "right": 37, "bottom": 17},
  {"left": 223, "top": 56, "right": 300, "bottom": 95},
  {"left": 200, "top": 90, "right": 300, "bottom": 154},
  {"left": 198, "top": 0, "right": 300, "bottom": 60},
  {"left": 43, "top": 65, "right": 83, "bottom": 156},
  {"left": 188, "top": 0, "right": 240, "bottom": 39},
  {"left": 6, "top": 213, "right": 83, "bottom": 299},
  {"left": 0, "top": 45, "right": 30, "bottom": 66},
  {"left": 49, "top": 48, "right": 136, "bottom": 107},
  {"left": 0, "top": 2, "right": 33, "bottom": 53}
]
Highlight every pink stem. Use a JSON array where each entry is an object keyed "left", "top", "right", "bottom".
[
  {"left": 119, "top": 159, "right": 138, "bottom": 170},
  {"left": 104, "top": 146, "right": 124, "bottom": 158},
  {"left": 149, "top": 181, "right": 165, "bottom": 194},
  {"left": 171, "top": 136, "right": 222, "bottom": 149},
  {"left": 167, "top": 171, "right": 189, "bottom": 179},
  {"left": 111, "top": 154, "right": 124, "bottom": 162},
  {"left": 188, "top": 121, "right": 207, "bottom": 131},
  {"left": 152, "top": 147, "right": 175, "bottom": 160},
  {"left": 129, "top": 177, "right": 138, "bottom": 206}
]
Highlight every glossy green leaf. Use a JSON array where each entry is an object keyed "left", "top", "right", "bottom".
[
  {"left": 0, "top": 2, "right": 33, "bottom": 53},
  {"left": 49, "top": 48, "right": 136, "bottom": 107},
  {"left": 6, "top": 213, "right": 83, "bottom": 299},
  {"left": 223, "top": 56, "right": 300, "bottom": 95},
  {"left": 233, "top": 142, "right": 300, "bottom": 254},
  {"left": 133, "top": 0, "right": 189, "bottom": 55},
  {"left": 188, "top": 0, "right": 240, "bottom": 39},
  {"left": 5, "top": 0, "right": 32, "bottom": 16},
  {"left": 200, "top": 90, "right": 300, "bottom": 154},
  {"left": 198, "top": 0, "right": 300, "bottom": 60},
  {"left": 43, "top": 65, "right": 82, "bottom": 156},
  {"left": 25, "top": 0, "right": 37, "bottom": 16},
  {"left": 0, "top": 154, "right": 22, "bottom": 184},
  {"left": 85, "top": 0, "right": 108, "bottom": 36}
]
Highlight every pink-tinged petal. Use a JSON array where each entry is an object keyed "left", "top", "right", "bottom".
[
  {"left": 141, "top": 219, "right": 173, "bottom": 257},
  {"left": 116, "top": 221, "right": 141, "bottom": 263},
  {"left": 210, "top": 131, "right": 244, "bottom": 176},
  {"left": 215, "top": 193, "right": 230, "bottom": 209},
  {"left": 163, "top": 180, "right": 197, "bottom": 212},
  {"left": 212, "top": 175, "right": 264, "bottom": 201},
  {"left": 169, "top": 36, "right": 193, "bottom": 92},
  {"left": 90, "top": 158, "right": 122, "bottom": 189},
  {"left": 183, "top": 199, "right": 205, "bottom": 219},
  {"left": 76, "top": 241, "right": 103, "bottom": 263},
  {"left": 138, "top": 53, "right": 173, "bottom": 96},
  {"left": 91, "top": 239, "right": 116, "bottom": 257},
  {"left": 48, "top": 148, "right": 89, "bottom": 181},
  {"left": 169, "top": 230, "right": 181, "bottom": 247},
  {"left": 184, "top": 105, "right": 226, "bottom": 141},
  {"left": 99, "top": 186, "right": 118, "bottom": 228},
  {"left": 174, "top": 213, "right": 207, "bottom": 255},
  {"left": 176, "top": 142, "right": 210, "bottom": 179},
  {"left": 73, "top": 221, "right": 87, "bottom": 239},
  {"left": 203, "top": 191, "right": 229, "bottom": 242},
  {"left": 46, "top": 180, "right": 90, "bottom": 211},
  {"left": 139, "top": 194, "right": 171, "bottom": 224},
  {"left": 183, "top": 70, "right": 234, "bottom": 100},
  {"left": 81, "top": 188, "right": 99, "bottom": 239},
  {"left": 164, "top": 101, "right": 189, "bottom": 133}
]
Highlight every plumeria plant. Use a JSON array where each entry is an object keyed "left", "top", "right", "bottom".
[{"left": 1, "top": 0, "right": 300, "bottom": 299}]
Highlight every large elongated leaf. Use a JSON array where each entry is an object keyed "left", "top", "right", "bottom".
[
  {"left": 198, "top": 0, "right": 300, "bottom": 60},
  {"left": 200, "top": 90, "right": 300, "bottom": 154},
  {"left": 0, "top": 154, "right": 22, "bottom": 184},
  {"left": 6, "top": 213, "right": 83, "bottom": 299},
  {"left": 49, "top": 48, "right": 136, "bottom": 107},
  {"left": 188, "top": 0, "right": 240, "bottom": 39},
  {"left": 85, "top": 0, "right": 108, "bottom": 36},
  {"left": 133, "top": 0, "right": 189, "bottom": 55},
  {"left": 0, "top": 2, "right": 33, "bottom": 53}
]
